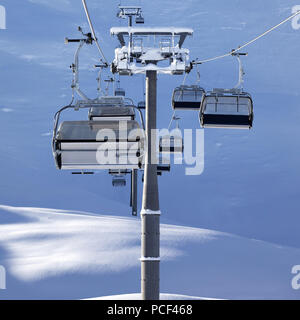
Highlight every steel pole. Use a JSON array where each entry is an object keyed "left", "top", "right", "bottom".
[{"left": 141, "top": 70, "right": 160, "bottom": 300}]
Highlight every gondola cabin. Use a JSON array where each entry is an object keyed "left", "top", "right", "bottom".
[{"left": 200, "top": 89, "right": 253, "bottom": 129}]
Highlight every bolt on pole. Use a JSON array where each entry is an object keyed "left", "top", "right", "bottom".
[{"left": 141, "top": 70, "right": 160, "bottom": 300}]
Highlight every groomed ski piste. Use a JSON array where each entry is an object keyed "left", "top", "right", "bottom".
[{"left": 1, "top": 0, "right": 300, "bottom": 300}]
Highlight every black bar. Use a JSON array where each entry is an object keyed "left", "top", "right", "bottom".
[
  {"left": 202, "top": 114, "right": 252, "bottom": 126},
  {"left": 0, "top": 301, "right": 296, "bottom": 318}
]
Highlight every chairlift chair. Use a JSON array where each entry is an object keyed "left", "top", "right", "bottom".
[
  {"left": 199, "top": 52, "right": 254, "bottom": 129},
  {"left": 159, "top": 116, "right": 184, "bottom": 154},
  {"left": 112, "top": 175, "right": 126, "bottom": 187},
  {"left": 200, "top": 88, "right": 253, "bottom": 129},
  {"left": 109, "top": 168, "right": 138, "bottom": 216},
  {"left": 115, "top": 88, "right": 126, "bottom": 97},
  {"left": 135, "top": 15, "right": 144, "bottom": 24},
  {"left": 159, "top": 135, "right": 184, "bottom": 153},
  {"left": 114, "top": 80, "right": 126, "bottom": 97},
  {"left": 172, "top": 85, "right": 205, "bottom": 110},
  {"left": 157, "top": 153, "right": 171, "bottom": 174},
  {"left": 52, "top": 105, "right": 144, "bottom": 171}
]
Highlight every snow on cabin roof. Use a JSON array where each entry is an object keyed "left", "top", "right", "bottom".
[
  {"left": 118, "top": 6, "right": 142, "bottom": 9},
  {"left": 110, "top": 27, "right": 193, "bottom": 36},
  {"left": 110, "top": 27, "right": 193, "bottom": 48}
]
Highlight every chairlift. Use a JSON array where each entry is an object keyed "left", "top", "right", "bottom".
[
  {"left": 159, "top": 116, "right": 183, "bottom": 154},
  {"left": 135, "top": 15, "right": 145, "bottom": 24},
  {"left": 200, "top": 88, "right": 253, "bottom": 129},
  {"left": 56, "top": 26, "right": 142, "bottom": 217},
  {"left": 157, "top": 153, "right": 171, "bottom": 175},
  {"left": 52, "top": 105, "right": 144, "bottom": 171},
  {"left": 114, "top": 79, "right": 126, "bottom": 97},
  {"left": 159, "top": 135, "right": 183, "bottom": 153},
  {"left": 172, "top": 85, "right": 205, "bottom": 110},
  {"left": 200, "top": 52, "right": 254, "bottom": 129},
  {"left": 115, "top": 88, "right": 126, "bottom": 97},
  {"left": 112, "top": 175, "right": 126, "bottom": 187}
]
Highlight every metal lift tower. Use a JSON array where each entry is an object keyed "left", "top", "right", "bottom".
[{"left": 111, "top": 8, "right": 193, "bottom": 300}]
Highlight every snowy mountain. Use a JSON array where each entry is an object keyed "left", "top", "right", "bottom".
[{"left": 0, "top": 0, "right": 300, "bottom": 299}]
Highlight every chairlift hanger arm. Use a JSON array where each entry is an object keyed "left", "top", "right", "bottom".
[
  {"left": 232, "top": 52, "right": 247, "bottom": 89},
  {"left": 69, "top": 39, "right": 90, "bottom": 101},
  {"left": 191, "top": 51, "right": 248, "bottom": 89}
]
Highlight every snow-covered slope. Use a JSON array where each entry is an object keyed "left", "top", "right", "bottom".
[
  {"left": 88, "top": 293, "right": 220, "bottom": 300},
  {"left": 0, "top": 205, "right": 299, "bottom": 300},
  {"left": 1, "top": 0, "right": 300, "bottom": 248}
]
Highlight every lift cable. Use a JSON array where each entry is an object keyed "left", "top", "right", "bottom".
[
  {"left": 168, "top": 110, "right": 178, "bottom": 131},
  {"left": 192, "top": 10, "right": 300, "bottom": 65},
  {"left": 81, "top": 0, "right": 109, "bottom": 66}
]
